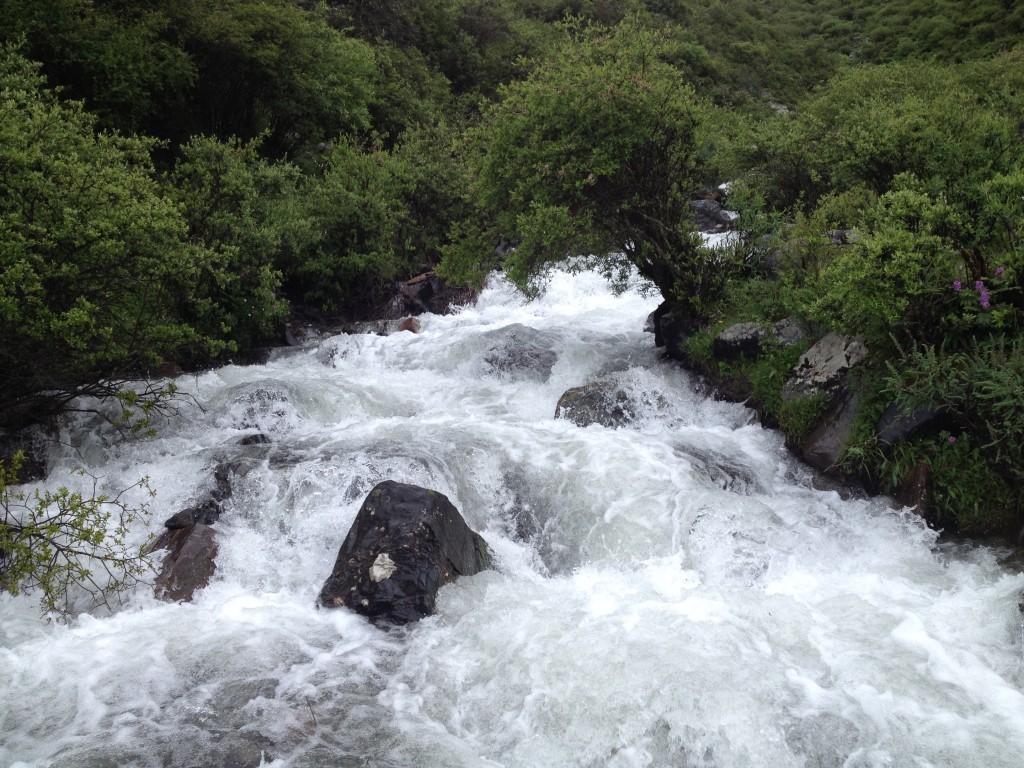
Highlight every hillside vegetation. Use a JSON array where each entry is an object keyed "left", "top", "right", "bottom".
[{"left": 2, "top": 0, "right": 1023, "bottom": 534}]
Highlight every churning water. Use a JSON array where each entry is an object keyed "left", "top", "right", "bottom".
[{"left": 2, "top": 268, "right": 1024, "bottom": 768}]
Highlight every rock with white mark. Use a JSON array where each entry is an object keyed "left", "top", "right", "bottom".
[{"left": 318, "top": 481, "right": 491, "bottom": 625}]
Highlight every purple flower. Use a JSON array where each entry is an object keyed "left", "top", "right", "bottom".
[
  {"left": 953, "top": 280, "right": 962, "bottom": 292},
  {"left": 980, "top": 291, "right": 991, "bottom": 309},
  {"left": 975, "top": 280, "right": 985, "bottom": 291},
  {"left": 948, "top": 436, "right": 956, "bottom": 444},
  {"left": 995, "top": 266, "right": 1005, "bottom": 277}
]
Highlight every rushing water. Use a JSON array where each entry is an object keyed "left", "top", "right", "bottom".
[{"left": 2, "top": 268, "right": 1024, "bottom": 768}]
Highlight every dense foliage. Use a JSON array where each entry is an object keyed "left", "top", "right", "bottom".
[
  {"left": 708, "top": 55, "right": 1024, "bottom": 534},
  {"left": 440, "top": 19, "right": 709, "bottom": 311},
  {"left": 0, "top": 50, "right": 228, "bottom": 424}
]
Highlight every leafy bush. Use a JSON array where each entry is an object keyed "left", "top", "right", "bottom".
[
  {"left": 0, "top": 454, "right": 154, "bottom": 618},
  {"left": 169, "top": 136, "right": 309, "bottom": 350},
  {"left": 804, "top": 176, "right": 963, "bottom": 349},
  {"left": 289, "top": 139, "right": 415, "bottom": 313}
]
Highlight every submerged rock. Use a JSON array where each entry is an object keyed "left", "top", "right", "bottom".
[
  {"left": 555, "top": 381, "right": 633, "bottom": 428},
  {"left": 161, "top": 465, "right": 233, "bottom": 529},
  {"left": 151, "top": 465, "right": 235, "bottom": 601},
  {"left": 340, "top": 317, "right": 421, "bottom": 336},
  {"left": 482, "top": 324, "right": 559, "bottom": 382},
  {"left": 318, "top": 480, "right": 491, "bottom": 625}
]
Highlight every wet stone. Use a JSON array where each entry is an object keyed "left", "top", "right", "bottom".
[
  {"left": 152, "top": 524, "right": 218, "bottom": 602},
  {"left": 482, "top": 323, "right": 559, "bottom": 382},
  {"left": 555, "top": 381, "right": 633, "bottom": 428},
  {"left": 318, "top": 480, "right": 491, "bottom": 625}
]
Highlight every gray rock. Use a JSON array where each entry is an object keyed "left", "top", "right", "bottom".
[
  {"left": 782, "top": 332, "right": 868, "bottom": 401},
  {"left": 318, "top": 481, "right": 491, "bottom": 625},
  {"left": 712, "top": 322, "right": 765, "bottom": 361},
  {"left": 828, "top": 229, "right": 861, "bottom": 245},
  {"left": 711, "top": 318, "right": 806, "bottom": 362},
  {"left": 801, "top": 387, "right": 861, "bottom": 472},
  {"left": 875, "top": 403, "right": 947, "bottom": 445},
  {"left": 555, "top": 381, "right": 633, "bottom": 428},
  {"left": 340, "top": 317, "right": 421, "bottom": 336},
  {"left": 772, "top": 318, "right": 806, "bottom": 347},
  {"left": 690, "top": 198, "right": 735, "bottom": 233},
  {"left": 483, "top": 324, "right": 559, "bottom": 382}
]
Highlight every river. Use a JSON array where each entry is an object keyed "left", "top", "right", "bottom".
[{"left": 2, "top": 267, "right": 1023, "bottom": 767}]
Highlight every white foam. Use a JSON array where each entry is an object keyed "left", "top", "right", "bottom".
[{"left": 2, "top": 266, "right": 1023, "bottom": 767}]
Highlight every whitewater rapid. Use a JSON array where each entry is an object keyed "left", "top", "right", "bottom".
[{"left": 2, "top": 268, "right": 1023, "bottom": 768}]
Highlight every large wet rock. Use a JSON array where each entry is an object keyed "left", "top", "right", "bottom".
[
  {"left": 318, "top": 481, "right": 491, "bottom": 625},
  {"left": 555, "top": 381, "right": 633, "bottom": 428},
  {"left": 152, "top": 524, "right": 218, "bottom": 602},
  {"left": 801, "top": 387, "right": 861, "bottom": 472},
  {"left": 391, "top": 271, "right": 477, "bottom": 317},
  {"left": 482, "top": 324, "right": 559, "bottom": 382},
  {"left": 150, "top": 465, "right": 235, "bottom": 601}
]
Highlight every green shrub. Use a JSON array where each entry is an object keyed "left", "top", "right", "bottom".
[
  {"left": 0, "top": 454, "right": 154, "bottom": 618},
  {"left": 880, "top": 338, "right": 1024, "bottom": 532},
  {"left": 169, "top": 136, "right": 309, "bottom": 350}
]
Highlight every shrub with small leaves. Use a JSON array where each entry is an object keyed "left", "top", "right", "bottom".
[{"left": 0, "top": 454, "right": 155, "bottom": 619}]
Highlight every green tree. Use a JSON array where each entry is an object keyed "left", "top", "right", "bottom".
[
  {"left": 0, "top": 48, "right": 222, "bottom": 426},
  {"left": 0, "top": 0, "right": 196, "bottom": 134},
  {"left": 289, "top": 139, "right": 413, "bottom": 313},
  {"left": 287, "top": 123, "right": 470, "bottom": 314},
  {"left": 165, "top": 0, "right": 377, "bottom": 156},
  {"left": 440, "top": 17, "right": 712, "bottom": 319}
]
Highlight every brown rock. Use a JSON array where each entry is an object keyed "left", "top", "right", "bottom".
[
  {"left": 895, "top": 462, "right": 932, "bottom": 518},
  {"left": 152, "top": 524, "right": 218, "bottom": 602}
]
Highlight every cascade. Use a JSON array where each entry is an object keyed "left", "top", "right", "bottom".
[{"left": 2, "top": 268, "right": 1023, "bottom": 767}]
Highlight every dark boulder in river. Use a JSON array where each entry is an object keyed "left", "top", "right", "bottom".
[
  {"left": 318, "top": 481, "right": 491, "bottom": 625},
  {"left": 152, "top": 524, "right": 218, "bottom": 602}
]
